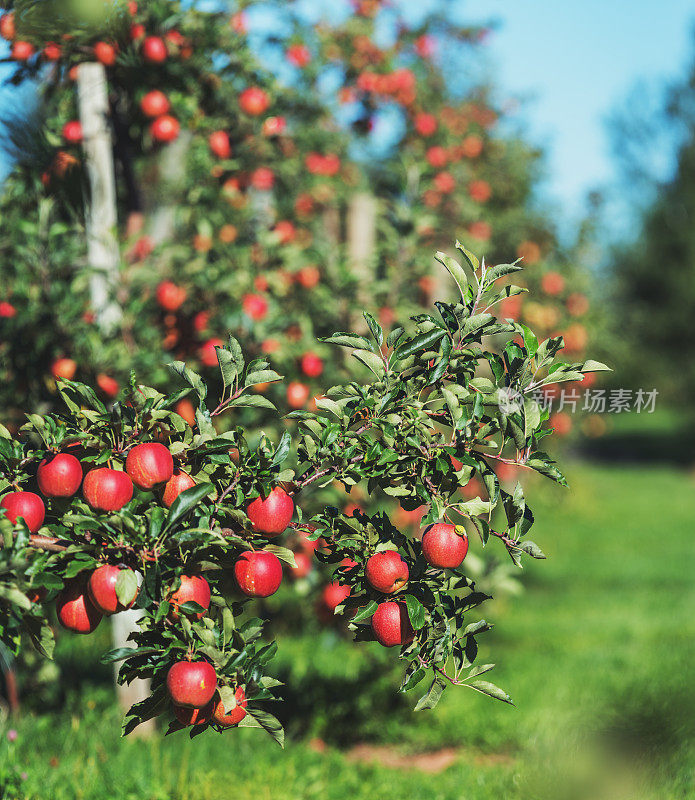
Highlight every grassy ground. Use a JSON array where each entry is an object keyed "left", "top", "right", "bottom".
[{"left": 2, "top": 461, "right": 695, "bottom": 799}]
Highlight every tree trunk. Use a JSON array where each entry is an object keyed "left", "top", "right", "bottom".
[
  {"left": 76, "top": 63, "right": 121, "bottom": 332},
  {"left": 77, "top": 63, "right": 154, "bottom": 737},
  {"left": 347, "top": 193, "right": 377, "bottom": 329}
]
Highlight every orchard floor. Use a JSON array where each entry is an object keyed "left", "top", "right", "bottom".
[{"left": 3, "top": 462, "right": 695, "bottom": 800}]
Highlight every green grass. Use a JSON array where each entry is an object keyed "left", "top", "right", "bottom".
[{"left": 3, "top": 461, "right": 695, "bottom": 799}]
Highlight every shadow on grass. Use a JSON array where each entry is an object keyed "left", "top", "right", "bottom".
[{"left": 578, "top": 423, "right": 695, "bottom": 465}]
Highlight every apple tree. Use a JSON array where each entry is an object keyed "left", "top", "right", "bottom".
[{"left": 0, "top": 244, "right": 608, "bottom": 741}]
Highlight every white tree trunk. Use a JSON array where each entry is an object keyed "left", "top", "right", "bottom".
[
  {"left": 77, "top": 63, "right": 154, "bottom": 737},
  {"left": 347, "top": 193, "right": 377, "bottom": 328},
  {"left": 76, "top": 63, "right": 121, "bottom": 332}
]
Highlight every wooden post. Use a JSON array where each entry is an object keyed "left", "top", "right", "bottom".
[
  {"left": 77, "top": 63, "right": 154, "bottom": 737},
  {"left": 76, "top": 63, "right": 121, "bottom": 332},
  {"left": 347, "top": 193, "right": 377, "bottom": 328}
]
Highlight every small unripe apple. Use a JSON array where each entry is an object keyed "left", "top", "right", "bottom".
[
  {"left": 82, "top": 468, "right": 133, "bottom": 512},
  {"left": 150, "top": 115, "right": 180, "bottom": 143},
  {"left": 300, "top": 352, "right": 323, "bottom": 378},
  {"left": 57, "top": 578, "right": 103, "bottom": 634},
  {"left": 162, "top": 470, "right": 195, "bottom": 508},
  {"left": 234, "top": 551, "right": 282, "bottom": 598},
  {"left": 142, "top": 36, "right": 167, "bottom": 63},
  {"left": 421, "top": 523, "right": 468, "bottom": 569},
  {"left": 209, "top": 131, "right": 231, "bottom": 159},
  {"left": 88, "top": 564, "right": 137, "bottom": 615},
  {"left": 62, "top": 120, "right": 83, "bottom": 144},
  {"left": 239, "top": 86, "right": 270, "bottom": 116},
  {"left": 211, "top": 686, "right": 247, "bottom": 727},
  {"left": 126, "top": 442, "right": 173, "bottom": 490},
  {"left": 169, "top": 574, "right": 211, "bottom": 620},
  {"left": 166, "top": 660, "right": 217, "bottom": 708},
  {"left": 155, "top": 280, "right": 186, "bottom": 311},
  {"left": 141, "top": 90, "right": 171, "bottom": 118},
  {"left": 0, "top": 491, "right": 45, "bottom": 533},
  {"left": 246, "top": 487, "right": 294, "bottom": 535},
  {"left": 371, "top": 601, "right": 414, "bottom": 647},
  {"left": 37, "top": 453, "right": 83, "bottom": 497},
  {"left": 365, "top": 550, "right": 409, "bottom": 594}
]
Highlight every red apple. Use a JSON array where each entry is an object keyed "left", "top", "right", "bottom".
[
  {"left": 0, "top": 13, "right": 15, "bottom": 40},
  {"left": 291, "top": 551, "right": 313, "bottom": 579},
  {"left": 241, "top": 293, "right": 268, "bottom": 321},
  {"left": 286, "top": 382, "right": 310, "bottom": 409},
  {"left": 88, "top": 564, "right": 137, "bottom": 615},
  {"left": 211, "top": 686, "right": 247, "bottom": 727},
  {"left": 162, "top": 470, "right": 196, "bottom": 508},
  {"left": 234, "top": 551, "right": 282, "bottom": 598},
  {"left": 0, "top": 301, "right": 16, "bottom": 317},
  {"left": 199, "top": 337, "right": 224, "bottom": 367},
  {"left": 239, "top": 86, "right": 270, "bottom": 116},
  {"left": 142, "top": 36, "right": 167, "bottom": 63},
  {"left": 414, "top": 113, "right": 437, "bottom": 136},
  {"left": 126, "top": 443, "right": 173, "bottom": 490},
  {"left": 371, "top": 601, "right": 414, "bottom": 647},
  {"left": 365, "top": 550, "right": 409, "bottom": 594},
  {"left": 56, "top": 578, "right": 103, "bottom": 634},
  {"left": 0, "top": 491, "right": 45, "bottom": 533},
  {"left": 246, "top": 487, "right": 294, "bottom": 535},
  {"left": 300, "top": 352, "right": 323, "bottom": 378},
  {"left": 94, "top": 41, "right": 117, "bottom": 66},
  {"left": 173, "top": 703, "right": 211, "bottom": 727},
  {"left": 166, "top": 660, "right": 217, "bottom": 708},
  {"left": 141, "top": 90, "right": 171, "bottom": 119},
  {"left": 82, "top": 468, "right": 133, "bottom": 512},
  {"left": 62, "top": 120, "right": 83, "bottom": 144},
  {"left": 37, "top": 453, "right": 83, "bottom": 498},
  {"left": 11, "top": 41, "right": 35, "bottom": 60},
  {"left": 155, "top": 280, "right": 186, "bottom": 311},
  {"left": 96, "top": 373, "right": 119, "bottom": 398},
  {"left": 209, "top": 131, "right": 231, "bottom": 159},
  {"left": 421, "top": 523, "right": 469, "bottom": 569},
  {"left": 169, "top": 574, "right": 211, "bottom": 620},
  {"left": 51, "top": 358, "right": 76, "bottom": 380},
  {"left": 286, "top": 43, "right": 311, "bottom": 68},
  {"left": 150, "top": 115, "right": 180, "bottom": 143},
  {"left": 321, "top": 581, "right": 350, "bottom": 611},
  {"left": 43, "top": 42, "right": 61, "bottom": 61}
]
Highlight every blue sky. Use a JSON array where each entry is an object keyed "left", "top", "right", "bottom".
[{"left": 462, "top": 0, "right": 695, "bottom": 225}]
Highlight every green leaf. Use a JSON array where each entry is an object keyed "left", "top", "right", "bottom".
[
  {"left": 485, "top": 262, "right": 523, "bottom": 283},
  {"left": 363, "top": 312, "right": 383, "bottom": 346},
  {"left": 168, "top": 362, "right": 207, "bottom": 401},
  {"left": 215, "top": 347, "right": 238, "bottom": 391},
  {"left": 579, "top": 359, "right": 612, "bottom": 373},
  {"left": 394, "top": 329, "right": 446, "bottom": 360},
  {"left": 165, "top": 483, "right": 213, "bottom": 529},
  {"left": 321, "top": 333, "right": 374, "bottom": 351},
  {"left": 115, "top": 569, "right": 139, "bottom": 607},
  {"left": 228, "top": 395, "right": 277, "bottom": 411},
  {"left": 435, "top": 250, "right": 468, "bottom": 300},
  {"left": 270, "top": 432, "right": 291, "bottom": 467},
  {"left": 414, "top": 677, "right": 445, "bottom": 711},
  {"left": 352, "top": 350, "right": 386, "bottom": 377},
  {"left": 239, "top": 709, "right": 285, "bottom": 748},
  {"left": 217, "top": 684, "right": 238, "bottom": 714},
  {"left": 404, "top": 594, "right": 427, "bottom": 630},
  {"left": 352, "top": 600, "right": 378, "bottom": 623},
  {"left": 465, "top": 680, "right": 514, "bottom": 706},
  {"left": 455, "top": 240, "right": 480, "bottom": 271},
  {"left": 245, "top": 370, "right": 283, "bottom": 387}
]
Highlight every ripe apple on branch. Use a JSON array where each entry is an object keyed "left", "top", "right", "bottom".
[{"left": 0, "top": 244, "right": 608, "bottom": 744}]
